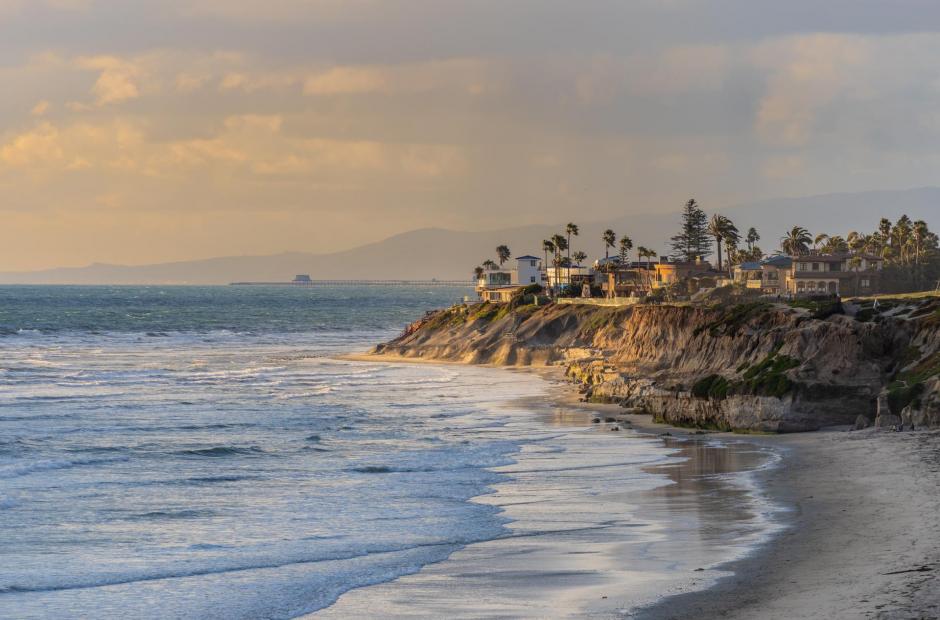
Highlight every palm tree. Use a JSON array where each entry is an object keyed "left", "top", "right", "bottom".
[
  {"left": 913, "top": 220, "right": 929, "bottom": 262},
  {"left": 878, "top": 218, "right": 893, "bottom": 260},
  {"left": 551, "top": 233, "right": 568, "bottom": 291},
  {"left": 482, "top": 259, "right": 497, "bottom": 270},
  {"left": 565, "top": 223, "right": 579, "bottom": 285},
  {"left": 708, "top": 214, "right": 737, "bottom": 272},
  {"left": 821, "top": 236, "right": 848, "bottom": 254},
  {"left": 913, "top": 220, "right": 929, "bottom": 286},
  {"left": 495, "top": 245, "right": 511, "bottom": 266},
  {"left": 813, "top": 233, "right": 829, "bottom": 250},
  {"left": 572, "top": 251, "right": 587, "bottom": 266},
  {"left": 473, "top": 266, "right": 484, "bottom": 282},
  {"left": 723, "top": 225, "right": 741, "bottom": 277},
  {"left": 602, "top": 229, "right": 616, "bottom": 260},
  {"left": 894, "top": 215, "right": 913, "bottom": 265},
  {"left": 781, "top": 226, "right": 812, "bottom": 256},
  {"left": 541, "top": 239, "right": 555, "bottom": 295},
  {"left": 637, "top": 246, "right": 649, "bottom": 268},
  {"left": 551, "top": 234, "right": 568, "bottom": 258},
  {"left": 847, "top": 232, "right": 865, "bottom": 260},
  {"left": 848, "top": 256, "right": 862, "bottom": 295},
  {"left": 746, "top": 227, "right": 760, "bottom": 251},
  {"left": 618, "top": 236, "right": 633, "bottom": 264}
]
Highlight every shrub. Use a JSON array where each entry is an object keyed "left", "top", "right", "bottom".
[
  {"left": 692, "top": 374, "right": 731, "bottom": 400},
  {"left": 693, "top": 302, "right": 772, "bottom": 337},
  {"left": 888, "top": 382, "right": 926, "bottom": 415},
  {"left": 738, "top": 353, "right": 800, "bottom": 398}
]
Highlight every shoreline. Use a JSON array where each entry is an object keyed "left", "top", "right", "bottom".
[
  {"left": 341, "top": 352, "right": 940, "bottom": 618},
  {"left": 327, "top": 354, "right": 784, "bottom": 617}
]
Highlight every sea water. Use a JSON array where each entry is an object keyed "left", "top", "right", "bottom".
[{"left": 0, "top": 286, "right": 781, "bottom": 619}]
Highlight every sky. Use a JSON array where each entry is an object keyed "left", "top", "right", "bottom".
[{"left": 3, "top": 1, "right": 940, "bottom": 270}]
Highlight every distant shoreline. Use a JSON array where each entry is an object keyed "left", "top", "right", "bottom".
[{"left": 229, "top": 280, "right": 472, "bottom": 286}]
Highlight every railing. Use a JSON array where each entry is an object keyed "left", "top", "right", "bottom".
[{"left": 556, "top": 297, "right": 641, "bottom": 307}]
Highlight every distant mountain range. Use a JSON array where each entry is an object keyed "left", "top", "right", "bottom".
[{"left": 3, "top": 187, "right": 939, "bottom": 284}]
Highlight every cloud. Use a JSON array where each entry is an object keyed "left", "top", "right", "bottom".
[
  {"left": 303, "top": 67, "right": 386, "bottom": 95},
  {"left": 753, "top": 35, "right": 869, "bottom": 147},
  {"left": 30, "top": 100, "right": 50, "bottom": 116},
  {"left": 0, "top": 122, "right": 63, "bottom": 166},
  {"left": 76, "top": 55, "right": 142, "bottom": 106}
]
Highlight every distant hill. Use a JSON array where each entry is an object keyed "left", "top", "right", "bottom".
[{"left": 2, "top": 187, "right": 938, "bottom": 284}]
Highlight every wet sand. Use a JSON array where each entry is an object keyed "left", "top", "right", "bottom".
[
  {"left": 333, "top": 357, "right": 940, "bottom": 618},
  {"left": 633, "top": 427, "right": 940, "bottom": 620},
  {"left": 313, "top": 367, "right": 783, "bottom": 618}
]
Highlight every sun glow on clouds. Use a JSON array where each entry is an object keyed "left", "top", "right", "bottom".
[{"left": 3, "top": 2, "right": 940, "bottom": 269}]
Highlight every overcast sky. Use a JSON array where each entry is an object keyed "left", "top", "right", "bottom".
[{"left": 3, "top": 1, "right": 940, "bottom": 269}]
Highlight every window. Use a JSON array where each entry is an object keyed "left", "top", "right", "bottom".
[
  {"left": 530, "top": 276, "right": 536, "bottom": 283},
  {"left": 799, "top": 263, "right": 808, "bottom": 272},
  {"left": 812, "top": 263, "right": 820, "bottom": 271},
  {"left": 861, "top": 278, "right": 870, "bottom": 288},
  {"left": 830, "top": 263, "right": 841, "bottom": 272},
  {"left": 530, "top": 260, "right": 537, "bottom": 267}
]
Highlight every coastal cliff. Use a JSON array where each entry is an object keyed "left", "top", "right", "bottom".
[{"left": 374, "top": 296, "right": 940, "bottom": 432}]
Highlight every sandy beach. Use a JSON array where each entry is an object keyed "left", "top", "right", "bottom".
[
  {"left": 634, "top": 424, "right": 940, "bottom": 620},
  {"left": 330, "top": 358, "right": 940, "bottom": 619}
]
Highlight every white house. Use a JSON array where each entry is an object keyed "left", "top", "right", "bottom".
[
  {"left": 514, "top": 255, "right": 543, "bottom": 285},
  {"left": 476, "top": 255, "right": 546, "bottom": 300}
]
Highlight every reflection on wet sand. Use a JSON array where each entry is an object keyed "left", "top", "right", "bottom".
[{"left": 316, "top": 397, "right": 782, "bottom": 619}]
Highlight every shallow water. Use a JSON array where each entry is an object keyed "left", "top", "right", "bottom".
[{"left": 0, "top": 286, "right": 781, "bottom": 618}]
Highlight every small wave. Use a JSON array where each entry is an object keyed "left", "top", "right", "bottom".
[
  {"left": 131, "top": 509, "right": 214, "bottom": 520},
  {"left": 177, "top": 446, "right": 266, "bottom": 458},
  {"left": 352, "top": 465, "right": 395, "bottom": 473},
  {"left": 0, "top": 455, "right": 129, "bottom": 479},
  {"left": 177, "top": 474, "right": 258, "bottom": 485},
  {"left": 305, "top": 434, "right": 322, "bottom": 442}
]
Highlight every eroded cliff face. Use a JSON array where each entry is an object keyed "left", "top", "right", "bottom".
[{"left": 374, "top": 298, "right": 940, "bottom": 432}]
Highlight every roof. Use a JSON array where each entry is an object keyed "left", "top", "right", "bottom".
[
  {"left": 762, "top": 255, "right": 792, "bottom": 267},
  {"left": 738, "top": 262, "right": 762, "bottom": 271},
  {"left": 515, "top": 255, "right": 540, "bottom": 260}
]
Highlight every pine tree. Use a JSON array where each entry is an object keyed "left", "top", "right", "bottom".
[{"left": 670, "top": 199, "right": 711, "bottom": 262}]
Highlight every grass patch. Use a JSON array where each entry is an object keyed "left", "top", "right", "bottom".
[
  {"left": 693, "top": 302, "right": 772, "bottom": 337},
  {"left": 788, "top": 298, "right": 844, "bottom": 320},
  {"left": 886, "top": 350, "right": 940, "bottom": 414},
  {"left": 691, "top": 374, "right": 731, "bottom": 400},
  {"left": 887, "top": 382, "right": 926, "bottom": 415},
  {"left": 738, "top": 353, "right": 800, "bottom": 398}
]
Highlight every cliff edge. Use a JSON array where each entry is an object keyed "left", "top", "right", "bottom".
[{"left": 374, "top": 295, "right": 940, "bottom": 432}]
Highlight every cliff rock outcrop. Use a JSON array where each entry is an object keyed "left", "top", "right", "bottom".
[{"left": 374, "top": 296, "right": 940, "bottom": 432}]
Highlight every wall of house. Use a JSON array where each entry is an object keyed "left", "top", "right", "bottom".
[{"left": 514, "top": 258, "right": 541, "bottom": 285}]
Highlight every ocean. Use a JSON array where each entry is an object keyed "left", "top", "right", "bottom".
[{"left": 0, "top": 285, "right": 781, "bottom": 619}]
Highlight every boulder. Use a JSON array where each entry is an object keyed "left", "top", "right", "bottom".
[
  {"left": 853, "top": 415, "right": 871, "bottom": 430},
  {"left": 874, "top": 412, "right": 902, "bottom": 429}
]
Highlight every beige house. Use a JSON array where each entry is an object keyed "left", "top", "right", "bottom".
[
  {"left": 479, "top": 286, "right": 526, "bottom": 303},
  {"left": 652, "top": 258, "right": 714, "bottom": 289},
  {"left": 785, "top": 252, "right": 884, "bottom": 296}
]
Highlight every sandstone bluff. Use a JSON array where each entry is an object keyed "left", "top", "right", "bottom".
[{"left": 373, "top": 296, "right": 940, "bottom": 432}]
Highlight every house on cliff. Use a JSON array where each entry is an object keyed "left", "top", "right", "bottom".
[
  {"left": 595, "top": 258, "right": 658, "bottom": 298},
  {"left": 476, "top": 255, "right": 544, "bottom": 302},
  {"left": 784, "top": 251, "right": 884, "bottom": 296}
]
